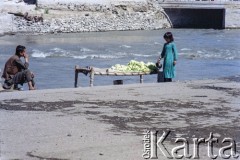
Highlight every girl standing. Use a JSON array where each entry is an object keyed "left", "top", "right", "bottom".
[{"left": 158, "top": 32, "right": 178, "bottom": 82}]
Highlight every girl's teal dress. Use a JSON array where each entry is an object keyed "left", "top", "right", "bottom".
[{"left": 161, "top": 42, "right": 178, "bottom": 78}]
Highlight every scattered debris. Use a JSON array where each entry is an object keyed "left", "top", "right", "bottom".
[{"left": 8, "top": 12, "right": 43, "bottom": 23}]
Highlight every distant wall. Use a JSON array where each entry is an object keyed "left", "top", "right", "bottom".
[{"left": 225, "top": 5, "right": 240, "bottom": 28}]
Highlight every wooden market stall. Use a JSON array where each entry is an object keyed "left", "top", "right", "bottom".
[{"left": 74, "top": 65, "right": 160, "bottom": 87}]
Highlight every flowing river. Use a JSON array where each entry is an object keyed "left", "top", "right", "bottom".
[{"left": 0, "top": 29, "right": 239, "bottom": 89}]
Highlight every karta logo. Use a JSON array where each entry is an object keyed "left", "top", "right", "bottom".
[{"left": 142, "top": 130, "right": 239, "bottom": 159}]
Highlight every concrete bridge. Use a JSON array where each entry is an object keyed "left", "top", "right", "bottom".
[{"left": 158, "top": 0, "right": 240, "bottom": 28}]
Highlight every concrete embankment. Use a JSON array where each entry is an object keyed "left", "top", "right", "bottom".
[{"left": 0, "top": 79, "right": 240, "bottom": 159}]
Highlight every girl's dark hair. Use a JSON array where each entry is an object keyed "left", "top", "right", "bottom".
[
  {"left": 163, "top": 32, "right": 174, "bottom": 42},
  {"left": 15, "top": 45, "right": 26, "bottom": 56}
]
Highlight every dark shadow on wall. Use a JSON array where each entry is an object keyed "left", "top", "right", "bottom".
[
  {"left": 24, "top": 0, "right": 36, "bottom": 5},
  {"left": 164, "top": 8, "right": 225, "bottom": 29}
]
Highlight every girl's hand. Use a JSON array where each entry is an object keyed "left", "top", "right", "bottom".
[{"left": 173, "top": 61, "right": 177, "bottom": 66}]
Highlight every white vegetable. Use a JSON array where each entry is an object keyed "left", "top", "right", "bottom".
[{"left": 110, "top": 60, "right": 157, "bottom": 72}]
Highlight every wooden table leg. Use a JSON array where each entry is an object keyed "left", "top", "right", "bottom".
[
  {"left": 140, "top": 75, "right": 143, "bottom": 83},
  {"left": 90, "top": 68, "right": 94, "bottom": 87},
  {"left": 74, "top": 65, "right": 79, "bottom": 88}
]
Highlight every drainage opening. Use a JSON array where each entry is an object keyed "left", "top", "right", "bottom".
[{"left": 164, "top": 8, "right": 225, "bottom": 29}]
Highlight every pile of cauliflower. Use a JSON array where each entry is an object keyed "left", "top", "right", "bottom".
[{"left": 110, "top": 60, "right": 158, "bottom": 72}]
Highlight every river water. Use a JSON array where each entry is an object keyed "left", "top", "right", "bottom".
[{"left": 0, "top": 29, "right": 239, "bottom": 89}]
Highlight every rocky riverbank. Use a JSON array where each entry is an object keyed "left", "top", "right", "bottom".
[{"left": 0, "top": 0, "right": 170, "bottom": 35}]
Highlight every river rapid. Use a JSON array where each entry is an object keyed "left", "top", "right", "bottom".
[{"left": 0, "top": 29, "right": 239, "bottom": 89}]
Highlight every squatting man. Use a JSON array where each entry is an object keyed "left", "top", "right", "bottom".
[{"left": 2, "top": 45, "right": 35, "bottom": 90}]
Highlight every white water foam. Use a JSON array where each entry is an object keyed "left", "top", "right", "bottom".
[
  {"left": 31, "top": 48, "right": 71, "bottom": 58},
  {"left": 72, "top": 55, "right": 88, "bottom": 59},
  {"left": 31, "top": 48, "right": 124, "bottom": 59},
  {"left": 31, "top": 47, "right": 240, "bottom": 60},
  {"left": 154, "top": 42, "right": 161, "bottom": 45},
  {"left": 181, "top": 48, "right": 192, "bottom": 51},
  {"left": 131, "top": 53, "right": 152, "bottom": 57},
  {"left": 72, "top": 55, "right": 118, "bottom": 59},
  {"left": 178, "top": 49, "right": 240, "bottom": 60},
  {"left": 51, "top": 47, "right": 70, "bottom": 54},
  {"left": 89, "top": 54, "right": 119, "bottom": 59},
  {"left": 80, "top": 47, "right": 93, "bottom": 52},
  {"left": 31, "top": 50, "right": 52, "bottom": 58},
  {"left": 72, "top": 53, "right": 123, "bottom": 59},
  {"left": 113, "top": 52, "right": 128, "bottom": 56},
  {"left": 120, "top": 45, "right": 132, "bottom": 48}
]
